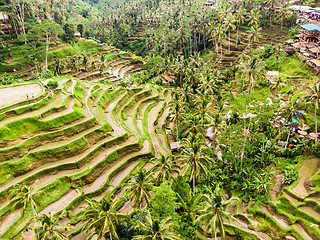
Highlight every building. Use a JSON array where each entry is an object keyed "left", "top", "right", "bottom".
[{"left": 299, "top": 24, "right": 320, "bottom": 42}]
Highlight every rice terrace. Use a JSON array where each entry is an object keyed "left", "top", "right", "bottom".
[{"left": 2, "top": 0, "right": 320, "bottom": 239}]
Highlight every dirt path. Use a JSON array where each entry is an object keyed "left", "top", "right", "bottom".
[
  {"left": 0, "top": 83, "right": 43, "bottom": 109},
  {"left": 292, "top": 158, "right": 320, "bottom": 196}
]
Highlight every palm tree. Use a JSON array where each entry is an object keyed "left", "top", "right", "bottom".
[
  {"left": 194, "top": 96, "right": 210, "bottom": 131},
  {"left": 223, "top": 13, "right": 236, "bottom": 54},
  {"left": 169, "top": 100, "right": 185, "bottom": 140},
  {"left": 247, "top": 9, "right": 261, "bottom": 27},
  {"left": 235, "top": 7, "right": 246, "bottom": 47},
  {"left": 238, "top": 54, "right": 265, "bottom": 92},
  {"left": 149, "top": 155, "right": 180, "bottom": 186},
  {"left": 78, "top": 193, "right": 127, "bottom": 240},
  {"left": 125, "top": 169, "right": 154, "bottom": 208},
  {"left": 306, "top": 80, "right": 320, "bottom": 148},
  {"left": 264, "top": 0, "right": 279, "bottom": 25},
  {"left": 276, "top": 2, "right": 292, "bottom": 29},
  {"left": 195, "top": 187, "right": 237, "bottom": 239},
  {"left": 34, "top": 211, "right": 71, "bottom": 240},
  {"left": 178, "top": 137, "right": 211, "bottom": 193},
  {"left": 53, "top": 58, "right": 65, "bottom": 76},
  {"left": 133, "top": 211, "right": 182, "bottom": 240},
  {"left": 68, "top": 55, "right": 80, "bottom": 73},
  {"left": 176, "top": 190, "right": 198, "bottom": 222},
  {"left": 215, "top": 24, "right": 225, "bottom": 60},
  {"left": 280, "top": 95, "right": 300, "bottom": 149},
  {"left": 246, "top": 25, "right": 262, "bottom": 49},
  {"left": 8, "top": 183, "right": 40, "bottom": 220}
]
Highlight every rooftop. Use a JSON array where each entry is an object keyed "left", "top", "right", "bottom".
[{"left": 300, "top": 24, "right": 320, "bottom": 31}]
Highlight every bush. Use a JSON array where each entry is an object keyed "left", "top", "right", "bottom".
[
  {"left": 315, "top": 144, "right": 320, "bottom": 158},
  {"left": 0, "top": 74, "right": 16, "bottom": 85},
  {"left": 47, "top": 80, "right": 59, "bottom": 88},
  {"left": 283, "top": 165, "right": 298, "bottom": 185},
  {"left": 40, "top": 70, "right": 54, "bottom": 79},
  {"left": 131, "top": 57, "right": 143, "bottom": 64}
]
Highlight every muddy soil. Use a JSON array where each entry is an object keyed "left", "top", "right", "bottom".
[{"left": 0, "top": 83, "right": 43, "bottom": 108}]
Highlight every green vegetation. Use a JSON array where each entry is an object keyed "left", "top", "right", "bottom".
[{"left": 1, "top": 0, "right": 320, "bottom": 239}]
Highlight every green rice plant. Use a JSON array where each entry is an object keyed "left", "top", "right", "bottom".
[
  {"left": 73, "top": 81, "right": 85, "bottom": 102},
  {"left": 0, "top": 118, "right": 97, "bottom": 162},
  {"left": 0, "top": 100, "right": 84, "bottom": 142}
]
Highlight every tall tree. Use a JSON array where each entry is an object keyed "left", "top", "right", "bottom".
[
  {"left": 149, "top": 155, "right": 180, "bottom": 186},
  {"left": 223, "top": 13, "right": 236, "bottom": 55},
  {"left": 8, "top": 183, "right": 40, "bottom": 220},
  {"left": 178, "top": 137, "right": 211, "bottom": 193},
  {"left": 247, "top": 9, "right": 261, "bottom": 27},
  {"left": 133, "top": 211, "right": 182, "bottom": 240},
  {"left": 306, "top": 80, "right": 320, "bottom": 148},
  {"left": 125, "top": 169, "right": 154, "bottom": 208},
  {"left": 276, "top": 1, "right": 292, "bottom": 29},
  {"left": 235, "top": 7, "right": 246, "bottom": 47},
  {"left": 195, "top": 187, "right": 237, "bottom": 239},
  {"left": 238, "top": 54, "right": 265, "bottom": 92},
  {"left": 28, "top": 20, "right": 63, "bottom": 70},
  {"left": 264, "top": 0, "right": 279, "bottom": 25},
  {"left": 35, "top": 211, "right": 71, "bottom": 240},
  {"left": 78, "top": 193, "right": 127, "bottom": 240}
]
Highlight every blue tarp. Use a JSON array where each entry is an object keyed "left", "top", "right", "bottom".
[
  {"left": 300, "top": 24, "right": 320, "bottom": 31},
  {"left": 292, "top": 118, "right": 299, "bottom": 123}
]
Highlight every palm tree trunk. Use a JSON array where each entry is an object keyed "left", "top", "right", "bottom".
[
  {"left": 228, "top": 29, "right": 231, "bottom": 55},
  {"left": 236, "top": 25, "right": 239, "bottom": 47},
  {"left": 193, "top": 175, "right": 195, "bottom": 194},
  {"left": 315, "top": 104, "right": 318, "bottom": 148},
  {"left": 285, "top": 123, "right": 292, "bottom": 150},
  {"left": 176, "top": 117, "right": 179, "bottom": 140},
  {"left": 45, "top": 34, "right": 50, "bottom": 71},
  {"left": 220, "top": 41, "right": 223, "bottom": 60}
]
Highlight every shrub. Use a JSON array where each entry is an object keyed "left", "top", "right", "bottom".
[
  {"left": 47, "top": 80, "right": 59, "bottom": 89},
  {"left": 0, "top": 74, "right": 16, "bottom": 85},
  {"left": 283, "top": 165, "right": 298, "bottom": 185},
  {"left": 131, "top": 57, "right": 143, "bottom": 64}
]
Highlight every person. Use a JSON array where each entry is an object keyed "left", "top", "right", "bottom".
[
  {"left": 32, "top": 93, "right": 34, "bottom": 98},
  {"left": 26, "top": 94, "right": 29, "bottom": 99}
]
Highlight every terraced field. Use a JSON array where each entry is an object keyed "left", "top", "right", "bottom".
[{"left": 0, "top": 76, "right": 171, "bottom": 238}]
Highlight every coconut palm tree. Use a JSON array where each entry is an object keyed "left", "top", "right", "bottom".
[
  {"left": 246, "top": 25, "right": 262, "bottom": 49},
  {"left": 223, "top": 13, "right": 236, "bottom": 54},
  {"left": 53, "top": 57, "right": 66, "bottom": 76},
  {"left": 238, "top": 54, "right": 265, "bottom": 92},
  {"left": 149, "top": 155, "right": 180, "bottom": 186},
  {"left": 125, "top": 169, "right": 154, "bottom": 208},
  {"left": 176, "top": 190, "right": 198, "bottom": 222},
  {"left": 195, "top": 187, "right": 238, "bottom": 239},
  {"left": 215, "top": 24, "right": 225, "bottom": 60},
  {"left": 276, "top": 1, "right": 292, "bottom": 29},
  {"left": 207, "top": 20, "right": 219, "bottom": 55},
  {"left": 169, "top": 99, "right": 185, "bottom": 140},
  {"left": 8, "top": 183, "right": 40, "bottom": 220},
  {"left": 247, "top": 9, "right": 261, "bottom": 27},
  {"left": 280, "top": 95, "right": 300, "bottom": 149},
  {"left": 133, "top": 211, "right": 182, "bottom": 240},
  {"left": 34, "top": 211, "right": 71, "bottom": 240},
  {"left": 264, "top": 0, "right": 279, "bottom": 25},
  {"left": 306, "top": 80, "right": 320, "bottom": 147},
  {"left": 235, "top": 7, "right": 246, "bottom": 47},
  {"left": 78, "top": 193, "right": 127, "bottom": 240},
  {"left": 178, "top": 137, "right": 211, "bottom": 193}
]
